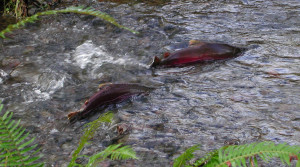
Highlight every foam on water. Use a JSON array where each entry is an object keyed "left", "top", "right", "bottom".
[
  {"left": 71, "top": 40, "right": 113, "bottom": 69},
  {"left": 36, "top": 69, "right": 68, "bottom": 94},
  {"left": 71, "top": 40, "right": 148, "bottom": 70}
]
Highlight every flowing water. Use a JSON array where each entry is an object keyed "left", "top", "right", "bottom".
[{"left": 0, "top": 0, "right": 300, "bottom": 166}]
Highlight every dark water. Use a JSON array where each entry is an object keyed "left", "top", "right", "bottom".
[{"left": 0, "top": 0, "right": 299, "bottom": 166}]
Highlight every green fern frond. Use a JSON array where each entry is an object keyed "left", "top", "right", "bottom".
[
  {"left": 176, "top": 142, "right": 300, "bottom": 167},
  {"left": 193, "top": 142, "right": 300, "bottom": 167},
  {"left": 86, "top": 143, "right": 138, "bottom": 167},
  {"left": 0, "top": 6, "right": 138, "bottom": 39},
  {"left": 68, "top": 111, "right": 138, "bottom": 167},
  {"left": 192, "top": 149, "right": 218, "bottom": 167},
  {"left": 173, "top": 144, "right": 201, "bottom": 167},
  {"left": 84, "top": 111, "right": 114, "bottom": 132},
  {"left": 212, "top": 142, "right": 300, "bottom": 167},
  {"left": 101, "top": 143, "right": 138, "bottom": 160},
  {"left": 0, "top": 103, "right": 44, "bottom": 167},
  {"left": 68, "top": 111, "right": 114, "bottom": 167}
]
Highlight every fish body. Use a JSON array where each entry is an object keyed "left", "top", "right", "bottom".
[
  {"left": 68, "top": 83, "right": 152, "bottom": 123},
  {"left": 151, "top": 42, "right": 243, "bottom": 67}
]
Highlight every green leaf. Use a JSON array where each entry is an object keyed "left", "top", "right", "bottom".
[
  {"left": 86, "top": 143, "right": 138, "bottom": 167},
  {"left": 241, "top": 157, "right": 246, "bottom": 167},
  {"left": 0, "top": 142, "right": 16, "bottom": 149},
  {"left": 0, "top": 150, "right": 22, "bottom": 158},
  {"left": 4, "top": 112, "right": 13, "bottom": 125},
  {"left": 0, "top": 104, "right": 3, "bottom": 114},
  {"left": 16, "top": 132, "right": 30, "bottom": 145},
  {"left": 0, "top": 102, "right": 44, "bottom": 166},
  {"left": 22, "top": 156, "right": 42, "bottom": 165},
  {"left": 176, "top": 142, "right": 300, "bottom": 167},
  {"left": 2, "top": 109, "right": 10, "bottom": 120},
  {"left": 12, "top": 126, "right": 24, "bottom": 137},
  {"left": 68, "top": 111, "right": 114, "bottom": 167},
  {"left": 20, "top": 144, "right": 38, "bottom": 154},
  {"left": 9, "top": 119, "right": 21, "bottom": 133},
  {"left": 212, "top": 142, "right": 300, "bottom": 167},
  {"left": 173, "top": 144, "right": 201, "bottom": 167},
  {"left": 7, "top": 119, "right": 15, "bottom": 129},
  {"left": 18, "top": 137, "right": 35, "bottom": 150},
  {"left": 0, "top": 133, "right": 9, "bottom": 137},
  {"left": 193, "top": 149, "right": 218, "bottom": 167},
  {"left": 0, "top": 6, "right": 138, "bottom": 39},
  {"left": 14, "top": 128, "right": 26, "bottom": 141},
  {"left": 253, "top": 157, "right": 258, "bottom": 167}
]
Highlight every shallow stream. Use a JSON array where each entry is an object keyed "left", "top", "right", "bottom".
[{"left": 0, "top": 0, "right": 300, "bottom": 166}]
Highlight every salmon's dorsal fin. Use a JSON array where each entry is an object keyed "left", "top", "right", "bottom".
[
  {"left": 150, "top": 56, "right": 161, "bottom": 68},
  {"left": 189, "top": 40, "right": 205, "bottom": 47},
  {"left": 163, "top": 52, "right": 171, "bottom": 58},
  {"left": 98, "top": 82, "right": 112, "bottom": 90}
]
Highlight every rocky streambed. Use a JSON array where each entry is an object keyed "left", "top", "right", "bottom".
[{"left": 0, "top": 0, "right": 300, "bottom": 166}]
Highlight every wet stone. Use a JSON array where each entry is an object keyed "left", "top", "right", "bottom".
[
  {"left": 149, "top": 123, "right": 164, "bottom": 131},
  {"left": 24, "top": 125, "right": 41, "bottom": 134},
  {"left": 91, "top": 19, "right": 106, "bottom": 27}
]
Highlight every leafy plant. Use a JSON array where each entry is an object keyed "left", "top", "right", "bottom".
[
  {"left": 68, "top": 111, "right": 138, "bottom": 167},
  {"left": 0, "top": 101, "right": 137, "bottom": 167},
  {"left": 173, "top": 142, "right": 300, "bottom": 167},
  {"left": 0, "top": 102, "right": 44, "bottom": 167},
  {"left": 3, "top": 0, "right": 27, "bottom": 18},
  {"left": 0, "top": 6, "right": 138, "bottom": 39},
  {"left": 173, "top": 144, "right": 201, "bottom": 167},
  {"left": 86, "top": 143, "right": 138, "bottom": 167},
  {"left": 68, "top": 111, "right": 113, "bottom": 167},
  {"left": 192, "top": 149, "right": 218, "bottom": 167}
]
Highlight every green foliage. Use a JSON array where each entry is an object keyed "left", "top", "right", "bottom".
[
  {"left": 174, "top": 142, "right": 300, "bottom": 167},
  {"left": 0, "top": 6, "right": 138, "bottom": 39},
  {"left": 0, "top": 101, "right": 137, "bottom": 167},
  {"left": 0, "top": 102, "right": 44, "bottom": 167},
  {"left": 68, "top": 111, "right": 114, "bottom": 167},
  {"left": 86, "top": 143, "right": 138, "bottom": 167},
  {"left": 215, "top": 142, "right": 300, "bottom": 167},
  {"left": 1, "top": 103, "right": 300, "bottom": 167},
  {"left": 192, "top": 149, "right": 218, "bottom": 167},
  {"left": 3, "top": 0, "right": 26, "bottom": 18},
  {"left": 173, "top": 144, "right": 201, "bottom": 167},
  {"left": 68, "top": 111, "right": 138, "bottom": 167}
]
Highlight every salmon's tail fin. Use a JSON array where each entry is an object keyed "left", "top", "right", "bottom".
[{"left": 150, "top": 56, "right": 161, "bottom": 68}]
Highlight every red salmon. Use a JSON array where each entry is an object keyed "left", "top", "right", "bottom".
[
  {"left": 68, "top": 83, "right": 152, "bottom": 123},
  {"left": 151, "top": 41, "right": 244, "bottom": 67}
]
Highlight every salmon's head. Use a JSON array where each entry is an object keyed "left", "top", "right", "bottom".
[
  {"left": 67, "top": 111, "right": 80, "bottom": 124},
  {"left": 150, "top": 56, "right": 161, "bottom": 68},
  {"left": 67, "top": 106, "right": 85, "bottom": 124},
  {"left": 150, "top": 52, "right": 172, "bottom": 68}
]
